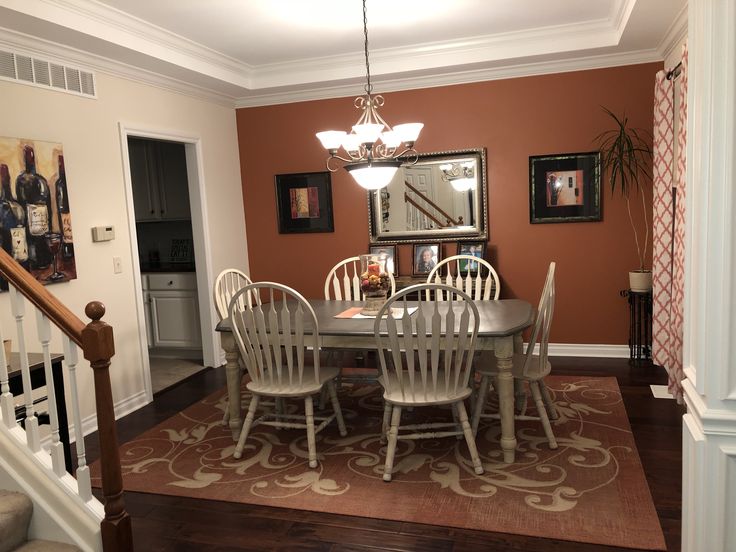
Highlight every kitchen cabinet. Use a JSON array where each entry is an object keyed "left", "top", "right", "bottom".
[
  {"left": 142, "top": 273, "right": 201, "bottom": 349},
  {"left": 129, "top": 138, "right": 191, "bottom": 222}
]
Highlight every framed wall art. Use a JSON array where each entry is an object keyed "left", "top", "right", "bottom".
[
  {"left": 275, "top": 171, "right": 334, "bottom": 234},
  {"left": 0, "top": 137, "right": 77, "bottom": 290},
  {"left": 369, "top": 244, "right": 397, "bottom": 276},
  {"left": 529, "top": 152, "right": 601, "bottom": 223},
  {"left": 457, "top": 241, "right": 486, "bottom": 275},
  {"left": 412, "top": 243, "right": 440, "bottom": 277}
]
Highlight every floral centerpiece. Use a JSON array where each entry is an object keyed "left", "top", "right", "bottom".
[{"left": 359, "top": 253, "right": 390, "bottom": 315}]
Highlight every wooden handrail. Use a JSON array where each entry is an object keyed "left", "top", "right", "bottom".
[
  {"left": 403, "top": 180, "right": 460, "bottom": 226},
  {"left": 0, "top": 250, "right": 132, "bottom": 550},
  {"left": 404, "top": 192, "right": 447, "bottom": 228},
  {"left": 0, "top": 249, "right": 84, "bottom": 346}
]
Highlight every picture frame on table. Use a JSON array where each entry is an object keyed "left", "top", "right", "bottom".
[
  {"left": 457, "top": 241, "right": 486, "bottom": 275},
  {"left": 529, "top": 151, "right": 601, "bottom": 224},
  {"left": 369, "top": 244, "right": 398, "bottom": 276},
  {"left": 275, "top": 171, "right": 334, "bottom": 234},
  {"left": 412, "top": 243, "right": 441, "bottom": 277}
]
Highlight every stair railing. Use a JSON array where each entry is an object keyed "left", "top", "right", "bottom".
[{"left": 0, "top": 248, "right": 132, "bottom": 551}]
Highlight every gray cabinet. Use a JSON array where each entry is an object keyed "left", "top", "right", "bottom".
[
  {"left": 142, "top": 273, "right": 201, "bottom": 349},
  {"left": 129, "top": 138, "right": 191, "bottom": 222}
]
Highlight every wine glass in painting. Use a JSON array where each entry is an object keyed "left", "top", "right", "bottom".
[{"left": 44, "top": 233, "right": 64, "bottom": 281}]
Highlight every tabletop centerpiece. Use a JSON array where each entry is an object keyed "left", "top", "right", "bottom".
[{"left": 359, "top": 253, "right": 391, "bottom": 315}]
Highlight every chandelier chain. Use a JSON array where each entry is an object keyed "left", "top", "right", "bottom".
[{"left": 362, "top": 0, "right": 372, "bottom": 95}]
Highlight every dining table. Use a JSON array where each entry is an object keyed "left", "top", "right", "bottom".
[{"left": 216, "top": 298, "right": 534, "bottom": 464}]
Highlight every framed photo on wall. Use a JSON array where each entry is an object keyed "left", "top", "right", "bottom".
[
  {"left": 457, "top": 241, "right": 486, "bottom": 275},
  {"left": 529, "top": 152, "right": 601, "bottom": 223},
  {"left": 275, "top": 171, "right": 334, "bottom": 233},
  {"left": 369, "top": 244, "right": 398, "bottom": 276},
  {"left": 412, "top": 243, "right": 440, "bottom": 277}
]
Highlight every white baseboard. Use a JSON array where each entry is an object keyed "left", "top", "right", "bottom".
[{"left": 527, "top": 343, "right": 630, "bottom": 358}]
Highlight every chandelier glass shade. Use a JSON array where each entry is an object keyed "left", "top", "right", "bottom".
[
  {"left": 315, "top": 0, "right": 423, "bottom": 190},
  {"left": 440, "top": 162, "right": 476, "bottom": 192}
]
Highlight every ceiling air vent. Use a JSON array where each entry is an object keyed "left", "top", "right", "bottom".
[{"left": 0, "top": 49, "right": 96, "bottom": 99}]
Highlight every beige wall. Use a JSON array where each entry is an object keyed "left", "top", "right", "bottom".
[{"left": 0, "top": 71, "right": 247, "bottom": 424}]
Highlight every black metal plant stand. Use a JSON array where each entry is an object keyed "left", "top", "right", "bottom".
[{"left": 621, "top": 289, "right": 653, "bottom": 362}]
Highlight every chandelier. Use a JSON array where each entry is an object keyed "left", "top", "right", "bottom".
[
  {"left": 315, "top": 0, "right": 423, "bottom": 190},
  {"left": 440, "top": 162, "right": 476, "bottom": 192}
]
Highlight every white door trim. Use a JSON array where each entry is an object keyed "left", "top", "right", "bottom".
[{"left": 117, "top": 122, "right": 219, "bottom": 403}]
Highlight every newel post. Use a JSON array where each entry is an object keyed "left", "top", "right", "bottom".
[{"left": 82, "top": 301, "right": 133, "bottom": 551}]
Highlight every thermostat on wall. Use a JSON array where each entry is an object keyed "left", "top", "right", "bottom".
[{"left": 91, "top": 226, "right": 115, "bottom": 242}]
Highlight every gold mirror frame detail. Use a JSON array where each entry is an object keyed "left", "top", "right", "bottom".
[{"left": 367, "top": 148, "right": 488, "bottom": 244}]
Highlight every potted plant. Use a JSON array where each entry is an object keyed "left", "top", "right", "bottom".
[{"left": 595, "top": 107, "right": 654, "bottom": 292}]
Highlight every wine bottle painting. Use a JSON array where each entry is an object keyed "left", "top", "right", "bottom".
[{"left": 0, "top": 137, "right": 77, "bottom": 289}]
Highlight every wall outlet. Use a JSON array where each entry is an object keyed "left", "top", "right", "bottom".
[{"left": 113, "top": 256, "right": 123, "bottom": 274}]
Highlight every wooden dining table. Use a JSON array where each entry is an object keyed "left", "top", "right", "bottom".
[{"left": 216, "top": 298, "right": 534, "bottom": 464}]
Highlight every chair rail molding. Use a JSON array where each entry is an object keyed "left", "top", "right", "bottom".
[{"left": 681, "top": 1, "right": 736, "bottom": 551}]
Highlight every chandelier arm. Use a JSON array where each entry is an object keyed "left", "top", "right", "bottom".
[{"left": 395, "top": 148, "right": 419, "bottom": 164}]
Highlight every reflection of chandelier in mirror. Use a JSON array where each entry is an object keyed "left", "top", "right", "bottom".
[
  {"left": 315, "top": 0, "right": 423, "bottom": 191},
  {"left": 440, "top": 162, "right": 476, "bottom": 191}
]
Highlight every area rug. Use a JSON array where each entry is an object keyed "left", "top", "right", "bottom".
[{"left": 92, "top": 376, "right": 666, "bottom": 550}]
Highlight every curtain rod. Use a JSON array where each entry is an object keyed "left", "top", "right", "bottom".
[{"left": 666, "top": 61, "right": 682, "bottom": 81}]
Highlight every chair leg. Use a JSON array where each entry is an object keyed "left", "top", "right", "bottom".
[
  {"left": 326, "top": 380, "right": 347, "bottom": 436},
  {"left": 471, "top": 375, "right": 491, "bottom": 436},
  {"left": 233, "top": 394, "right": 259, "bottom": 459},
  {"left": 304, "top": 395, "right": 318, "bottom": 468},
  {"left": 514, "top": 378, "right": 527, "bottom": 413},
  {"left": 381, "top": 402, "right": 391, "bottom": 444},
  {"left": 539, "top": 379, "right": 558, "bottom": 420},
  {"left": 530, "top": 381, "right": 557, "bottom": 449},
  {"left": 455, "top": 401, "right": 484, "bottom": 475},
  {"left": 383, "top": 405, "right": 402, "bottom": 482}
]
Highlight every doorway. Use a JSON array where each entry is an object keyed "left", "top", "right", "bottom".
[{"left": 119, "top": 124, "right": 219, "bottom": 402}]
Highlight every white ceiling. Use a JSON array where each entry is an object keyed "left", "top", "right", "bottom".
[{"left": 0, "top": 0, "right": 686, "bottom": 106}]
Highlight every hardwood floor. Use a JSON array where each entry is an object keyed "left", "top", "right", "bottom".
[{"left": 85, "top": 357, "right": 683, "bottom": 552}]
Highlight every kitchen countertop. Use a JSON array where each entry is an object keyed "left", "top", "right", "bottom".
[{"left": 140, "top": 263, "right": 196, "bottom": 273}]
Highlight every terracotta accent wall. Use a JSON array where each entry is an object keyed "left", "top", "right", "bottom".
[{"left": 236, "top": 63, "right": 659, "bottom": 344}]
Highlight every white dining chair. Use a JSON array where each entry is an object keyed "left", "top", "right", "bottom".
[
  {"left": 425, "top": 254, "right": 500, "bottom": 301},
  {"left": 324, "top": 255, "right": 397, "bottom": 300},
  {"left": 470, "top": 262, "right": 558, "bottom": 449},
  {"left": 375, "top": 283, "right": 484, "bottom": 481},
  {"left": 213, "top": 268, "right": 254, "bottom": 426},
  {"left": 229, "top": 282, "right": 347, "bottom": 468}
]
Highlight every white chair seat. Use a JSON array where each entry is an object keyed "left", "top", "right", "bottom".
[
  {"left": 378, "top": 372, "right": 472, "bottom": 406},
  {"left": 476, "top": 353, "right": 552, "bottom": 381},
  {"left": 246, "top": 366, "right": 340, "bottom": 397}
]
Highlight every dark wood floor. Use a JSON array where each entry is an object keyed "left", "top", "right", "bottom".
[{"left": 85, "top": 357, "right": 683, "bottom": 552}]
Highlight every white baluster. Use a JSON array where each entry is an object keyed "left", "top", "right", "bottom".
[
  {"left": 36, "top": 311, "right": 64, "bottom": 476},
  {"left": 0, "top": 321, "right": 15, "bottom": 427},
  {"left": 9, "top": 287, "right": 40, "bottom": 452},
  {"left": 63, "top": 336, "right": 91, "bottom": 501}
]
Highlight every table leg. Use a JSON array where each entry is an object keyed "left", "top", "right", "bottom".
[
  {"left": 51, "top": 360, "right": 72, "bottom": 473},
  {"left": 221, "top": 333, "right": 242, "bottom": 440},
  {"left": 513, "top": 332, "right": 525, "bottom": 412},
  {"left": 495, "top": 335, "right": 516, "bottom": 464}
]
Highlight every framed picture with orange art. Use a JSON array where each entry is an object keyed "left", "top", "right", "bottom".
[
  {"left": 529, "top": 151, "right": 601, "bottom": 223},
  {"left": 275, "top": 171, "right": 334, "bottom": 233}
]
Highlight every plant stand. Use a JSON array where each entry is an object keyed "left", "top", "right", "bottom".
[{"left": 620, "top": 289, "right": 652, "bottom": 363}]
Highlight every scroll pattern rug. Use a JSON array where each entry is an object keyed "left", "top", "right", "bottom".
[{"left": 93, "top": 376, "right": 666, "bottom": 550}]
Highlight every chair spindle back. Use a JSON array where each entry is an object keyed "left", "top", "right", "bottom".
[{"left": 425, "top": 254, "right": 500, "bottom": 301}]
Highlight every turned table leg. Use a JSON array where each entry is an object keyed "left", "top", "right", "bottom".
[
  {"left": 220, "top": 332, "right": 242, "bottom": 440},
  {"left": 495, "top": 335, "right": 517, "bottom": 464}
]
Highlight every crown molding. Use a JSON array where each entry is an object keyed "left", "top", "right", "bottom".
[
  {"left": 236, "top": 48, "right": 663, "bottom": 108},
  {"left": 0, "top": 25, "right": 237, "bottom": 107},
  {"left": 611, "top": 0, "right": 638, "bottom": 40},
  {"left": 1, "top": 0, "right": 254, "bottom": 87},
  {"left": 250, "top": 17, "right": 622, "bottom": 89},
  {"left": 657, "top": 1, "right": 688, "bottom": 62}
]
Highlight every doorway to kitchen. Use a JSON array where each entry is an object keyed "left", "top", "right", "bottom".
[{"left": 119, "top": 125, "right": 219, "bottom": 402}]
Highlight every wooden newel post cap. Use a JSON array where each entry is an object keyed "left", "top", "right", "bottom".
[
  {"left": 82, "top": 301, "right": 115, "bottom": 362},
  {"left": 85, "top": 301, "right": 106, "bottom": 321}
]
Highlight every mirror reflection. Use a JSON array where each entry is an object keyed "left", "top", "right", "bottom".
[{"left": 369, "top": 149, "right": 487, "bottom": 243}]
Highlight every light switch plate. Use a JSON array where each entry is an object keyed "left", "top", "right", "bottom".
[{"left": 113, "top": 256, "right": 123, "bottom": 274}]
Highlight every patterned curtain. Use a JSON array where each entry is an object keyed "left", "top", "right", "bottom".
[{"left": 652, "top": 41, "right": 687, "bottom": 403}]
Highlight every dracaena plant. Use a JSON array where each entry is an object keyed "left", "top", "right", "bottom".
[{"left": 595, "top": 107, "right": 653, "bottom": 271}]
